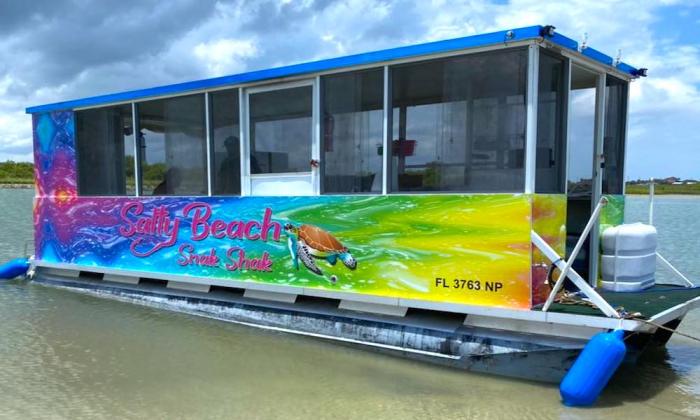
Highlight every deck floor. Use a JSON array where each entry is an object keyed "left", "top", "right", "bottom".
[{"left": 545, "top": 285, "right": 700, "bottom": 318}]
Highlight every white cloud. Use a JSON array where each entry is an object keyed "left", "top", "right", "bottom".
[
  {"left": 0, "top": 0, "right": 698, "bottom": 178},
  {"left": 193, "top": 38, "right": 258, "bottom": 77}
]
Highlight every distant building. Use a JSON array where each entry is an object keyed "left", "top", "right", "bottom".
[{"left": 662, "top": 176, "right": 680, "bottom": 184}]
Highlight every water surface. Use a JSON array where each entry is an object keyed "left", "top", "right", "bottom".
[{"left": 0, "top": 190, "right": 698, "bottom": 419}]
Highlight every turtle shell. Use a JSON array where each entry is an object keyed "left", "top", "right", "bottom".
[{"left": 298, "top": 224, "right": 347, "bottom": 253}]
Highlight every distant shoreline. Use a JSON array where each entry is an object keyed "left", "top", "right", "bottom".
[
  {"left": 1, "top": 182, "right": 699, "bottom": 194},
  {"left": 0, "top": 183, "right": 33, "bottom": 189}
]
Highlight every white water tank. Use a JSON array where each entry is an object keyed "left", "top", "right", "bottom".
[{"left": 600, "top": 223, "right": 657, "bottom": 292}]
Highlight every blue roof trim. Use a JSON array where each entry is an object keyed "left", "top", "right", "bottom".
[
  {"left": 26, "top": 25, "right": 639, "bottom": 114},
  {"left": 615, "top": 62, "right": 637, "bottom": 75},
  {"left": 582, "top": 47, "right": 614, "bottom": 66},
  {"left": 547, "top": 32, "right": 578, "bottom": 51}
]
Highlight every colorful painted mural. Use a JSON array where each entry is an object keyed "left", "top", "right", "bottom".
[
  {"left": 35, "top": 195, "right": 535, "bottom": 308},
  {"left": 32, "top": 110, "right": 553, "bottom": 310},
  {"left": 531, "top": 194, "right": 567, "bottom": 306},
  {"left": 600, "top": 194, "right": 625, "bottom": 233},
  {"left": 32, "top": 112, "right": 76, "bottom": 198}
]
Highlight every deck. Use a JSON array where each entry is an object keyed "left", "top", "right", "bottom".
[{"left": 546, "top": 285, "right": 700, "bottom": 318}]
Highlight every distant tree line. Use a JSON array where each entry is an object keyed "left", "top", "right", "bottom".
[{"left": 0, "top": 161, "right": 33, "bottom": 184}]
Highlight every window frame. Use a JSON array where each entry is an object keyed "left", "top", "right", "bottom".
[
  {"left": 135, "top": 93, "right": 209, "bottom": 197},
  {"left": 387, "top": 46, "right": 530, "bottom": 194},
  {"left": 71, "top": 40, "right": 633, "bottom": 199},
  {"left": 75, "top": 104, "right": 137, "bottom": 197},
  {"left": 320, "top": 67, "right": 385, "bottom": 195}
]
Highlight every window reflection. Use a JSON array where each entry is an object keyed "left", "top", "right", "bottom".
[
  {"left": 76, "top": 104, "right": 135, "bottom": 196},
  {"left": 322, "top": 69, "right": 383, "bottom": 193},
  {"left": 249, "top": 86, "right": 312, "bottom": 174},
  {"left": 568, "top": 66, "right": 598, "bottom": 197},
  {"left": 138, "top": 94, "right": 207, "bottom": 196},
  {"left": 390, "top": 49, "right": 527, "bottom": 192},
  {"left": 603, "top": 76, "right": 628, "bottom": 195},
  {"left": 536, "top": 52, "right": 567, "bottom": 193},
  {"left": 211, "top": 89, "right": 241, "bottom": 195}
]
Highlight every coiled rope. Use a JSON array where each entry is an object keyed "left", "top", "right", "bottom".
[{"left": 544, "top": 263, "right": 700, "bottom": 342}]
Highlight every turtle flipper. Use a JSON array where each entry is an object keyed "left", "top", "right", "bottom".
[
  {"left": 287, "top": 236, "right": 299, "bottom": 270},
  {"left": 339, "top": 252, "right": 357, "bottom": 270},
  {"left": 297, "top": 242, "right": 322, "bottom": 275}
]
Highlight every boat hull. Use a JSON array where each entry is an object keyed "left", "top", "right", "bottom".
[{"left": 32, "top": 267, "right": 676, "bottom": 384}]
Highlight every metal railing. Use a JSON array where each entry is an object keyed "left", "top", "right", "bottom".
[{"left": 533, "top": 197, "right": 620, "bottom": 318}]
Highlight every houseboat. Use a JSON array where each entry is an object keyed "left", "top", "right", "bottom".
[{"left": 18, "top": 25, "right": 699, "bottom": 386}]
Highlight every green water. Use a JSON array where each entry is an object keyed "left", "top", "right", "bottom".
[{"left": 0, "top": 189, "right": 698, "bottom": 419}]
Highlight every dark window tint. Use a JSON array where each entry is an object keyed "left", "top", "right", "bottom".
[
  {"left": 536, "top": 52, "right": 567, "bottom": 193},
  {"left": 249, "top": 86, "right": 312, "bottom": 174},
  {"left": 322, "top": 69, "right": 383, "bottom": 193},
  {"left": 76, "top": 105, "right": 135, "bottom": 196},
  {"left": 211, "top": 89, "right": 241, "bottom": 195},
  {"left": 390, "top": 49, "right": 527, "bottom": 192},
  {"left": 603, "top": 76, "right": 628, "bottom": 195},
  {"left": 138, "top": 95, "right": 207, "bottom": 196}
]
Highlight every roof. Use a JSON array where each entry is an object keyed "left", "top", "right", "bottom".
[{"left": 26, "top": 25, "right": 640, "bottom": 114}]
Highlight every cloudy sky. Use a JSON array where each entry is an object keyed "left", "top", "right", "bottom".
[{"left": 1, "top": 0, "right": 698, "bottom": 179}]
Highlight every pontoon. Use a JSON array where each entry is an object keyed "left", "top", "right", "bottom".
[{"left": 19, "top": 25, "right": 699, "bottom": 386}]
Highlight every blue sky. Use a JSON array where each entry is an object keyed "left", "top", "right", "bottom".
[{"left": 0, "top": 0, "right": 698, "bottom": 179}]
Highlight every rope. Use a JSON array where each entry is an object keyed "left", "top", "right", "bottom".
[
  {"left": 551, "top": 295, "right": 700, "bottom": 342},
  {"left": 629, "top": 317, "right": 700, "bottom": 343},
  {"left": 542, "top": 267, "right": 700, "bottom": 342}
]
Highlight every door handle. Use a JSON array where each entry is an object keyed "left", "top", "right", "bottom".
[{"left": 310, "top": 159, "right": 320, "bottom": 168}]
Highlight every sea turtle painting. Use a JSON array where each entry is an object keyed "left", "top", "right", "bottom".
[{"left": 284, "top": 223, "right": 357, "bottom": 279}]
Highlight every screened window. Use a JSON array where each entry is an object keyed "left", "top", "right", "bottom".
[
  {"left": 602, "top": 76, "right": 628, "bottom": 195},
  {"left": 76, "top": 104, "right": 135, "bottom": 196},
  {"left": 390, "top": 49, "right": 527, "bottom": 192},
  {"left": 138, "top": 95, "right": 207, "bottom": 196},
  {"left": 211, "top": 89, "right": 241, "bottom": 195},
  {"left": 322, "top": 69, "right": 383, "bottom": 193},
  {"left": 249, "top": 86, "right": 312, "bottom": 174},
  {"left": 535, "top": 51, "right": 567, "bottom": 193},
  {"left": 568, "top": 65, "right": 598, "bottom": 197}
]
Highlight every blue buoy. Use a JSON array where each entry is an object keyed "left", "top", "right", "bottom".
[
  {"left": 0, "top": 258, "right": 30, "bottom": 279},
  {"left": 560, "top": 329, "right": 626, "bottom": 406}
]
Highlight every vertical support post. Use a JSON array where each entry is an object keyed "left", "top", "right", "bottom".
[
  {"left": 131, "top": 102, "right": 141, "bottom": 197},
  {"left": 239, "top": 88, "right": 249, "bottom": 196},
  {"left": 542, "top": 197, "right": 608, "bottom": 312},
  {"left": 312, "top": 76, "right": 321, "bottom": 196},
  {"left": 589, "top": 73, "right": 607, "bottom": 286},
  {"left": 562, "top": 58, "right": 572, "bottom": 194},
  {"left": 524, "top": 44, "right": 540, "bottom": 194},
  {"left": 649, "top": 178, "right": 655, "bottom": 225},
  {"left": 397, "top": 106, "right": 407, "bottom": 176},
  {"left": 205, "top": 92, "right": 212, "bottom": 196},
  {"left": 382, "top": 65, "right": 390, "bottom": 195},
  {"left": 621, "top": 80, "right": 631, "bottom": 195}
]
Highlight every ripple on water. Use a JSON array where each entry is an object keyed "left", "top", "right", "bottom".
[{"left": 0, "top": 190, "right": 698, "bottom": 418}]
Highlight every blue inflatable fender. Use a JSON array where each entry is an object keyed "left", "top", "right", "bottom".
[
  {"left": 560, "top": 329, "right": 626, "bottom": 406},
  {"left": 0, "top": 258, "right": 30, "bottom": 279}
]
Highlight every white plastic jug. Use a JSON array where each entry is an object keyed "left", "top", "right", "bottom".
[{"left": 600, "top": 223, "right": 657, "bottom": 292}]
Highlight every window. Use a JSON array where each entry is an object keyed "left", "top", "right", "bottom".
[
  {"left": 138, "top": 94, "right": 207, "bottom": 196},
  {"left": 322, "top": 69, "right": 383, "bottom": 193},
  {"left": 568, "top": 65, "right": 598, "bottom": 197},
  {"left": 210, "top": 89, "right": 241, "bottom": 195},
  {"left": 390, "top": 49, "right": 527, "bottom": 192},
  {"left": 249, "top": 86, "right": 312, "bottom": 174},
  {"left": 536, "top": 51, "right": 567, "bottom": 193},
  {"left": 76, "top": 104, "right": 135, "bottom": 196},
  {"left": 602, "top": 76, "right": 628, "bottom": 195}
]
